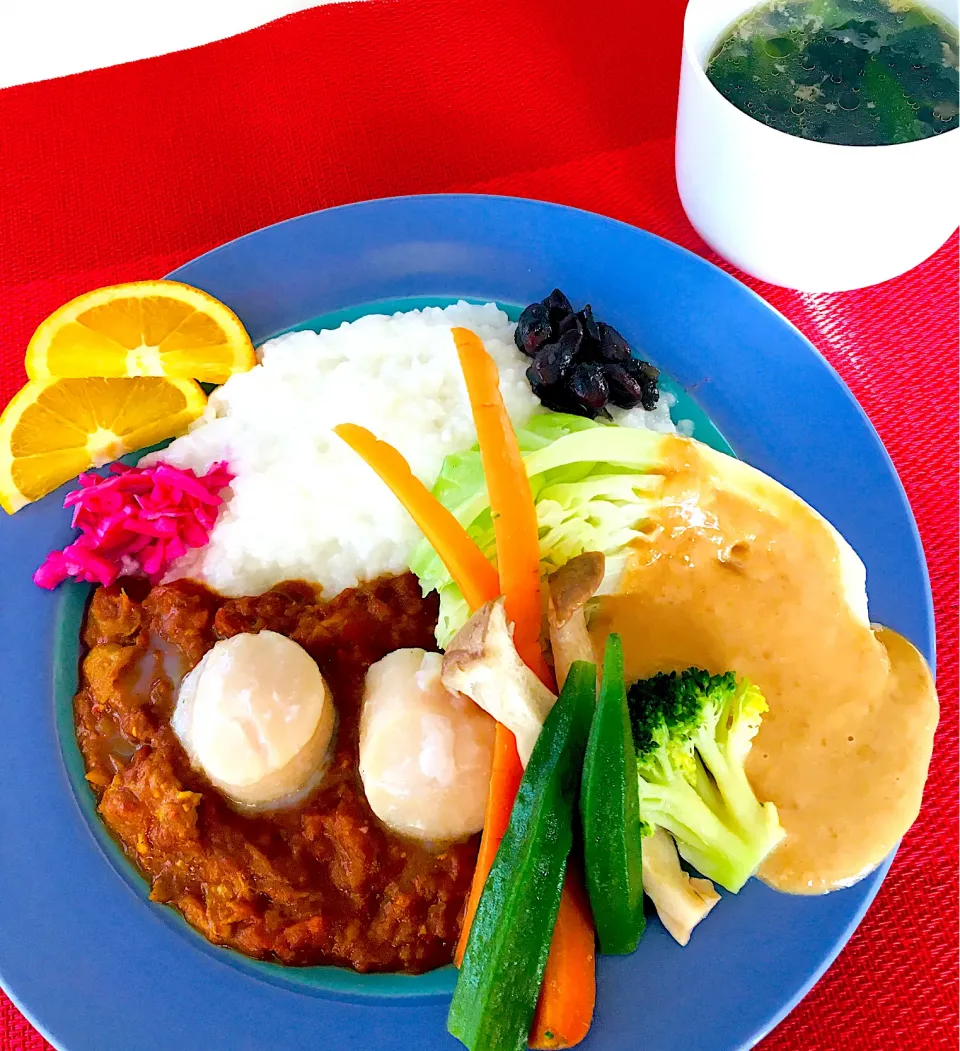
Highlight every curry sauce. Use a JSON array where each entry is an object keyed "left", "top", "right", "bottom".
[
  {"left": 75, "top": 574, "right": 477, "bottom": 972},
  {"left": 591, "top": 437, "right": 938, "bottom": 895}
]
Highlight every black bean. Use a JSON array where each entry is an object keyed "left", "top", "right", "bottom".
[
  {"left": 542, "top": 288, "right": 573, "bottom": 325},
  {"left": 525, "top": 330, "right": 580, "bottom": 387},
  {"left": 567, "top": 361, "right": 609, "bottom": 417},
  {"left": 640, "top": 384, "right": 659, "bottom": 412},
  {"left": 598, "top": 322, "right": 632, "bottom": 363},
  {"left": 558, "top": 312, "right": 583, "bottom": 340},
  {"left": 621, "top": 358, "right": 660, "bottom": 410},
  {"left": 519, "top": 292, "right": 660, "bottom": 418},
  {"left": 604, "top": 363, "right": 645, "bottom": 409},
  {"left": 525, "top": 359, "right": 547, "bottom": 389},
  {"left": 514, "top": 303, "right": 553, "bottom": 357},
  {"left": 538, "top": 384, "right": 580, "bottom": 415},
  {"left": 632, "top": 358, "right": 661, "bottom": 386},
  {"left": 579, "top": 304, "right": 600, "bottom": 342}
]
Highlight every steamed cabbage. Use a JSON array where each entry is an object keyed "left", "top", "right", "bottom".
[{"left": 409, "top": 413, "right": 668, "bottom": 645}]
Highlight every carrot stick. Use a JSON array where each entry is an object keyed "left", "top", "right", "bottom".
[
  {"left": 453, "top": 721, "right": 525, "bottom": 965},
  {"left": 333, "top": 423, "right": 499, "bottom": 611},
  {"left": 451, "top": 326, "right": 555, "bottom": 965},
  {"left": 529, "top": 869, "right": 596, "bottom": 1049},
  {"left": 451, "top": 328, "right": 553, "bottom": 688},
  {"left": 452, "top": 328, "right": 595, "bottom": 1048}
]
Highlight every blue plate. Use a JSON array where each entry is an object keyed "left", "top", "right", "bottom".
[{"left": 0, "top": 194, "right": 933, "bottom": 1051}]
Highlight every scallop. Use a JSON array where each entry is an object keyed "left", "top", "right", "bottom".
[
  {"left": 172, "top": 630, "right": 335, "bottom": 810},
  {"left": 359, "top": 648, "right": 495, "bottom": 843}
]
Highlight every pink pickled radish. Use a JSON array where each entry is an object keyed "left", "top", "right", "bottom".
[{"left": 33, "top": 461, "right": 233, "bottom": 590}]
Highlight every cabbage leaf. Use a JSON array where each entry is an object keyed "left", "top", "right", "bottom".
[{"left": 409, "top": 413, "right": 672, "bottom": 645}]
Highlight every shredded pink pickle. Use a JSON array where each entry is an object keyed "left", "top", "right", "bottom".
[{"left": 33, "top": 461, "right": 234, "bottom": 590}]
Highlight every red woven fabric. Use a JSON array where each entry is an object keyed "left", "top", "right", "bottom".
[{"left": 0, "top": 2, "right": 956, "bottom": 1048}]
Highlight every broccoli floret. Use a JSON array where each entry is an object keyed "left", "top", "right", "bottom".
[{"left": 627, "top": 668, "right": 785, "bottom": 893}]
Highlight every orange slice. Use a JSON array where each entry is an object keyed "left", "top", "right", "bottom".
[
  {"left": 0, "top": 377, "right": 206, "bottom": 514},
  {"left": 24, "top": 280, "right": 256, "bottom": 384}
]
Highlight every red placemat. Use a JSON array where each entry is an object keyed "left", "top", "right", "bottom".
[{"left": 0, "top": 2, "right": 956, "bottom": 1048}]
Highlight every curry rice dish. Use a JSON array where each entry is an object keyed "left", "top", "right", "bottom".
[{"left": 22, "top": 287, "right": 932, "bottom": 1051}]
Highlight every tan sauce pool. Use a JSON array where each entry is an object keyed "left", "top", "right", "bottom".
[{"left": 590, "top": 437, "right": 938, "bottom": 895}]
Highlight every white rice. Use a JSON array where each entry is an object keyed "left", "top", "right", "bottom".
[{"left": 147, "top": 301, "right": 675, "bottom": 598}]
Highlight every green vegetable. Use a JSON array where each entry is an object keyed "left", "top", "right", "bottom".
[
  {"left": 627, "top": 669, "right": 785, "bottom": 893},
  {"left": 809, "top": 0, "right": 863, "bottom": 30},
  {"left": 580, "top": 634, "right": 645, "bottom": 954},
  {"left": 864, "top": 55, "right": 926, "bottom": 144},
  {"left": 410, "top": 413, "right": 669, "bottom": 644},
  {"left": 447, "top": 661, "right": 596, "bottom": 1051}
]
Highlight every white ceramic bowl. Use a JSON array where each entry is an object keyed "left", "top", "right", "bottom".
[{"left": 676, "top": 0, "right": 959, "bottom": 292}]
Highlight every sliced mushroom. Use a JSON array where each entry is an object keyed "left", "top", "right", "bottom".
[
  {"left": 642, "top": 826, "right": 720, "bottom": 946},
  {"left": 441, "top": 597, "right": 557, "bottom": 766},
  {"left": 546, "top": 551, "right": 605, "bottom": 687}
]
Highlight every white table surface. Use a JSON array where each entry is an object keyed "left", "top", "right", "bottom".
[{"left": 0, "top": 1, "right": 355, "bottom": 90}]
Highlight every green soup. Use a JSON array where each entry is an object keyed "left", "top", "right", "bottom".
[{"left": 706, "top": 0, "right": 959, "bottom": 145}]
